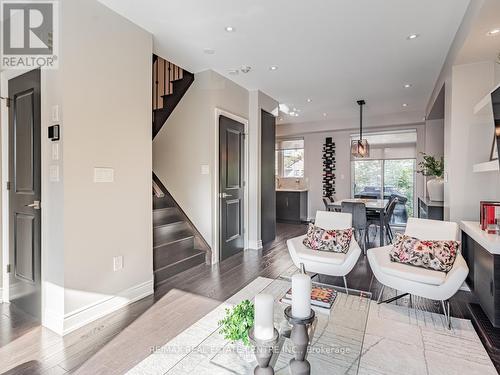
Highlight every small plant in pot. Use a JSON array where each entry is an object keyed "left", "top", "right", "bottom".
[
  {"left": 417, "top": 152, "right": 444, "bottom": 202},
  {"left": 218, "top": 299, "right": 255, "bottom": 361}
]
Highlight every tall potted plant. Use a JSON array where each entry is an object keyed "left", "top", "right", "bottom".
[{"left": 417, "top": 153, "right": 444, "bottom": 201}]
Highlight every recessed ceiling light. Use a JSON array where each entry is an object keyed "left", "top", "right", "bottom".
[
  {"left": 307, "top": 98, "right": 312, "bottom": 103},
  {"left": 402, "top": 103, "right": 408, "bottom": 107},
  {"left": 225, "top": 26, "right": 235, "bottom": 32},
  {"left": 203, "top": 48, "right": 215, "bottom": 55},
  {"left": 278, "top": 117, "right": 283, "bottom": 121},
  {"left": 487, "top": 28, "right": 500, "bottom": 36},
  {"left": 269, "top": 66, "right": 278, "bottom": 71},
  {"left": 240, "top": 65, "right": 252, "bottom": 73},
  {"left": 323, "top": 113, "right": 327, "bottom": 117},
  {"left": 407, "top": 34, "right": 419, "bottom": 40},
  {"left": 228, "top": 69, "right": 239, "bottom": 75},
  {"left": 404, "top": 83, "right": 412, "bottom": 88}
]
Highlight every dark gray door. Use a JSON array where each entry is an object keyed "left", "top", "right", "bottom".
[
  {"left": 261, "top": 110, "right": 276, "bottom": 244},
  {"left": 219, "top": 115, "right": 245, "bottom": 260},
  {"left": 8, "top": 69, "right": 41, "bottom": 320}
]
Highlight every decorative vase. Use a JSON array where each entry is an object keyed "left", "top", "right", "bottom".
[{"left": 427, "top": 177, "right": 444, "bottom": 202}]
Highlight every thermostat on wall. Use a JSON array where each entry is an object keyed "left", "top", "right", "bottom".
[{"left": 48, "top": 125, "right": 60, "bottom": 141}]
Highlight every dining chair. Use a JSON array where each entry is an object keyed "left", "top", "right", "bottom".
[
  {"left": 322, "top": 196, "right": 333, "bottom": 211},
  {"left": 341, "top": 201, "right": 369, "bottom": 253},
  {"left": 367, "top": 195, "right": 399, "bottom": 244}
]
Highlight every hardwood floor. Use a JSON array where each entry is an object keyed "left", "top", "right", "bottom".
[{"left": 0, "top": 222, "right": 495, "bottom": 374}]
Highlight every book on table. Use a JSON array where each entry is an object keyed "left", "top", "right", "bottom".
[{"left": 280, "top": 285, "right": 337, "bottom": 312}]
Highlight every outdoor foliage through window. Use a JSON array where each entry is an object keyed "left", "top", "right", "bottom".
[{"left": 276, "top": 139, "right": 304, "bottom": 177}]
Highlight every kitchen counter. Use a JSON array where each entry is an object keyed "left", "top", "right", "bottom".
[{"left": 275, "top": 188, "right": 308, "bottom": 192}]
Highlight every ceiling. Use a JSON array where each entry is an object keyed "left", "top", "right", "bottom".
[
  {"left": 456, "top": 0, "right": 500, "bottom": 65},
  {"left": 98, "top": 0, "right": 470, "bottom": 128}
]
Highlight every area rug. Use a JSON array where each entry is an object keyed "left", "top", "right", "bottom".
[{"left": 127, "top": 277, "right": 496, "bottom": 375}]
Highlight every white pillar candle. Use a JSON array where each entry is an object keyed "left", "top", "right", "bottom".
[
  {"left": 254, "top": 293, "right": 274, "bottom": 341},
  {"left": 292, "top": 273, "right": 312, "bottom": 319}
]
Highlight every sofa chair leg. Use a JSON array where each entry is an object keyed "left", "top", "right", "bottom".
[
  {"left": 343, "top": 276, "right": 348, "bottom": 295},
  {"left": 377, "top": 285, "right": 385, "bottom": 304},
  {"left": 441, "top": 300, "right": 452, "bottom": 330}
]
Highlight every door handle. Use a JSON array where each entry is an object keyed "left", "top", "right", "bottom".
[
  {"left": 25, "top": 200, "right": 41, "bottom": 210},
  {"left": 220, "top": 193, "right": 232, "bottom": 198}
]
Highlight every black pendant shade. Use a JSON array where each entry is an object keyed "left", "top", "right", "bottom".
[{"left": 351, "top": 99, "right": 370, "bottom": 158}]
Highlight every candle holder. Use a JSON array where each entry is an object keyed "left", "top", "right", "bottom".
[
  {"left": 284, "top": 305, "right": 316, "bottom": 375},
  {"left": 248, "top": 327, "right": 279, "bottom": 375}
]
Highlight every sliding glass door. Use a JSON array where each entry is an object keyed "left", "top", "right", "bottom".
[{"left": 352, "top": 158, "right": 416, "bottom": 226}]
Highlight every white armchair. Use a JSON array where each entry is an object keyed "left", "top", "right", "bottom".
[
  {"left": 287, "top": 211, "right": 362, "bottom": 290},
  {"left": 367, "top": 218, "right": 469, "bottom": 329}
]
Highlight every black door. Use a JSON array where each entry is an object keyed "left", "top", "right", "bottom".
[
  {"left": 8, "top": 69, "right": 41, "bottom": 320},
  {"left": 261, "top": 110, "right": 276, "bottom": 244},
  {"left": 219, "top": 115, "right": 245, "bottom": 260}
]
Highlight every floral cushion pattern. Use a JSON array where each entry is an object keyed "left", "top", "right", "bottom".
[
  {"left": 389, "top": 233, "right": 459, "bottom": 272},
  {"left": 302, "top": 223, "right": 353, "bottom": 253}
]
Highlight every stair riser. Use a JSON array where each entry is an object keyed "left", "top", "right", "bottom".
[
  {"left": 153, "top": 196, "right": 174, "bottom": 210},
  {"left": 153, "top": 221, "right": 190, "bottom": 241},
  {"left": 153, "top": 208, "right": 183, "bottom": 227},
  {"left": 153, "top": 237, "right": 195, "bottom": 270},
  {"left": 154, "top": 253, "right": 205, "bottom": 287}
]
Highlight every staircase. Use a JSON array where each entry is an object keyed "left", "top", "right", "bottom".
[
  {"left": 153, "top": 55, "right": 194, "bottom": 138},
  {"left": 152, "top": 56, "right": 209, "bottom": 288}
]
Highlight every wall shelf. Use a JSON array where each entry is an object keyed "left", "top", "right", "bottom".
[{"left": 473, "top": 160, "right": 499, "bottom": 173}]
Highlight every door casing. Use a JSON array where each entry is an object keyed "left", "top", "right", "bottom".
[{"left": 213, "top": 109, "right": 249, "bottom": 264}]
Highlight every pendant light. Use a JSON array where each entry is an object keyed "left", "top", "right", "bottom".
[{"left": 351, "top": 99, "right": 370, "bottom": 158}]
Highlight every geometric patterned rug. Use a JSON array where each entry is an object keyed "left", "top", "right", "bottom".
[{"left": 126, "top": 277, "right": 496, "bottom": 374}]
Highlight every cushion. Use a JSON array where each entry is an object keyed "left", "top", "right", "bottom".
[
  {"left": 389, "top": 233, "right": 459, "bottom": 272},
  {"left": 370, "top": 246, "right": 446, "bottom": 286},
  {"left": 302, "top": 223, "right": 352, "bottom": 253},
  {"left": 290, "top": 235, "right": 357, "bottom": 265}
]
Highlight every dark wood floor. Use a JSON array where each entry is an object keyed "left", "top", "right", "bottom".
[{"left": 0, "top": 222, "right": 494, "bottom": 374}]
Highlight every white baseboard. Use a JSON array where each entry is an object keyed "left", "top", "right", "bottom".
[
  {"left": 248, "top": 239, "right": 263, "bottom": 250},
  {"left": 44, "top": 279, "right": 154, "bottom": 336},
  {"left": 0, "top": 287, "right": 3, "bottom": 303}
]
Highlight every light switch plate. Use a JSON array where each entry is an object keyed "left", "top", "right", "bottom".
[
  {"left": 49, "top": 165, "right": 59, "bottom": 182},
  {"left": 94, "top": 167, "right": 114, "bottom": 183},
  {"left": 201, "top": 164, "right": 210, "bottom": 175},
  {"left": 52, "top": 143, "right": 59, "bottom": 160},
  {"left": 113, "top": 256, "right": 123, "bottom": 271}
]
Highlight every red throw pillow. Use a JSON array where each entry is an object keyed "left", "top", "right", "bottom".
[
  {"left": 389, "top": 233, "right": 459, "bottom": 272},
  {"left": 302, "top": 223, "right": 353, "bottom": 253}
]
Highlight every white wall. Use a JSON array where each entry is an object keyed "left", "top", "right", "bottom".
[
  {"left": 277, "top": 124, "right": 425, "bottom": 220},
  {"left": 445, "top": 61, "right": 500, "bottom": 222},
  {"left": 153, "top": 70, "right": 249, "bottom": 259}
]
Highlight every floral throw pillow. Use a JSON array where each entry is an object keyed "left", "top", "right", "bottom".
[
  {"left": 302, "top": 224, "right": 353, "bottom": 253},
  {"left": 389, "top": 233, "right": 459, "bottom": 272}
]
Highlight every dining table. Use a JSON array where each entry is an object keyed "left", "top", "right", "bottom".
[{"left": 328, "top": 198, "right": 390, "bottom": 247}]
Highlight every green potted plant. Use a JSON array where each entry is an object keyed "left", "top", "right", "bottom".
[
  {"left": 417, "top": 152, "right": 444, "bottom": 201},
  {"left": 218, "top": 299, "right": 255, "bottom": 361}
]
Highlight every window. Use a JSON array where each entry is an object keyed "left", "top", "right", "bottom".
[
  {"left": 276, "top": 139, "right": 304, "bottom": 177},
  {"left": 351, "top": 130, "right": 417, "bottom": 225}
]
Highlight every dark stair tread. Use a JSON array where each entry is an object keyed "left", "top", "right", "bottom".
[
  {"left": 154, "top": 246, "right": 205, "bottom": 271},
  {"left": 153, "top": 208, "right": 184, "bottom": 228},
  {"left": 154, "top": 251, "right": 205, "bottom": 287},
  {"left": 153, "top": 227, "right": 194, "bottom": 248}
]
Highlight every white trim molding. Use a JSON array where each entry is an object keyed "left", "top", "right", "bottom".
[
  {"left": 44, "top": 279, "right": 153, "bottom": 336},
  {"left": 212, "top": 108, "right": 250, "bottom": 264},
  {"left": 248, "top": 240, "right": 263, "bottom": 250}
]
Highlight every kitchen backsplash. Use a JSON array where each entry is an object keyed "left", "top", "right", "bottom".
[{"left": 276, "top": 177, "right": 309, "bottom": 190}]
